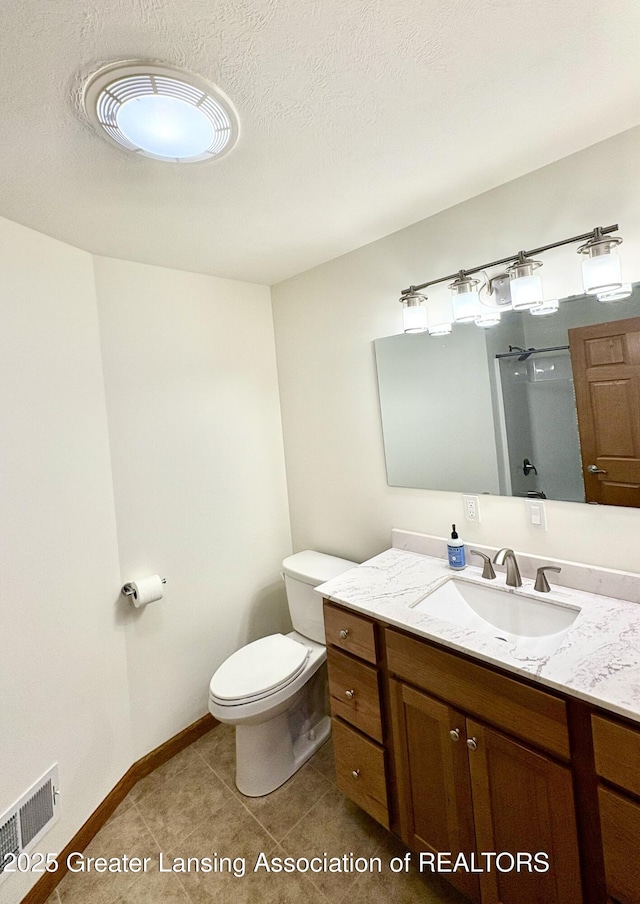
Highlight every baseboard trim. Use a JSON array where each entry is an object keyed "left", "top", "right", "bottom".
[{"left": 20, "top": 713, "right": 218, "bottom": 904}]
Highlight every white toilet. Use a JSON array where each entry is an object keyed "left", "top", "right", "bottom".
[{"left": 208, "top": 550, "right": 356, "bottom": 797}]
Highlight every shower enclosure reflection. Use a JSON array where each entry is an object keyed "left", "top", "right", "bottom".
[
  {"left": 374, "top": 284, "right": 640, "bottom": 506},
  {"left": 495, "top": 348, "right": 583, "bottom": 501}
]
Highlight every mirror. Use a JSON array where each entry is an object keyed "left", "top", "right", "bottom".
[{"left": 374, "top": 284, "right": 640, "bottom": 506}]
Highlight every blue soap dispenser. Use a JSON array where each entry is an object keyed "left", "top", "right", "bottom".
[{"left": 447, "top": 524, "right": 466, "bottom": 570}]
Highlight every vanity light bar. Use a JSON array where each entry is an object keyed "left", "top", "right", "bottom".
[{"left": 400, "top": 224, "right": 620, "bottom": 297}]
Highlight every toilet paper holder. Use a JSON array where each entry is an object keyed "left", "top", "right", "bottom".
[{"left": 121, "top": 577, "right": 166, "bottom": 597}]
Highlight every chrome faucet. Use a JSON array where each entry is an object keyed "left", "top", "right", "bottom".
[{"left": 493, "top": 548, "right": 522, "bottom": 588}]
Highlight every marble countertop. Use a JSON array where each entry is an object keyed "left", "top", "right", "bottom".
[{"left": 316, "top": 548, "right": 640, "bottom": 725}]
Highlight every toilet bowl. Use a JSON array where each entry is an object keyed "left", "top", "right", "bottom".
[{"left": 208, "top": 551, "right": 356, "bottom": 797}]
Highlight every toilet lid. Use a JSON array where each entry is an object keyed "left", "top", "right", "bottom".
[{"left": 210, "top": 634, "right": 310, "bottom": 703}]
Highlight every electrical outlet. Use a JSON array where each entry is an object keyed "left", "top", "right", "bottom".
[{"left": 463, "top": 494, "right": 480, "bottom": 522}]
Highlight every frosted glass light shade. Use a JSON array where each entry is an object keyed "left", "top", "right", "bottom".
[
  {"left": 428, "top": 321, "right": 452, "bottom": 336},
  {"left": 597, "top": 283, "right": 632, "bottom": 302},
  {"left": 510, "top": 274, "right": 543, "bottom": 310},
  {"left": 582, "top": 253, "right": 622, "bottom": 294},
  {"left": 452, "top": 289, "right": 480, "bottom": 323},
  {"left": 449, "top": 274, "right": 481, "bottom": 323},
  {"left": 475, "top": 309, "right": 501, "bottom": 328},
  {"left": 401, "top": 294, "right": 428, "bottom": 333},
  {"left": 117, "top": 95, "right": 215, "bottom": 159},
  {"left": 530, "top": 298, "right": 560, "bottom": 316}
]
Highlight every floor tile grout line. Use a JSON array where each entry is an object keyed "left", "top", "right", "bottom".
[
  {"left": 296, "top": 866, "right": 336, "bottom": 903},
  {"left": 131, "top": 746, "right": 205, "bottom": 806},
  {"left": 188, "top": 737, "right": 296, "bottom": 842},
  {"left": 191, "top": 739, "right": 224, "bottom": 769},
  {"left": 129, "top": 798, "right": 166, "bottom": 860},
  {"left": 126, "top": 798, "right": 217, "bottom": 904},
  {"left": 193, "top": 754, "right": 336, "bottom": 853},
  {"left": 277, "top": 783, "right": 333, "bottom": 848},
  {"left": 63, "top": 732, "right": 352, "bottom": 903},
  {"left": 172, "top": 870, "right": 198, "bottom": 904},
  {"left": 303, "top": 858, "right": 359, "bottom": 904},
  {"left": 156, "top": 790, "right": 277, "bottom": 861},
  {"left": 234, "top": 777, "right": 334, "bottom": 849},
  {"left": 191, "top": 744, "right": 233, "bottom": 784},
  {"left": 132, "top": 738, "right": 239, "bottom": 851},
  {"left": 213, "top": 789, "right": 285, "bottom": 854}
]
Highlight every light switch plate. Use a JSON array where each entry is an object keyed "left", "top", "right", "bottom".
[{"left": 525, "top": 499, "right": 547, "bottom": 530}]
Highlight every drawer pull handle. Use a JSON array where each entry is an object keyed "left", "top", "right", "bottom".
[
  {"left": 449, "top": 728, "right": 460, "bottom": 742},
  {"left": 345, "top": 689, "right": 355, "bottom": 700},
  {"left": 466, "top": 737, "right": 478, "bottom": 752},
  {"left": 351, "top": 769, "right": 360, "bottom": 780},
  {"left": 339, "top": 629, "right": 349, "bottom": 640}
]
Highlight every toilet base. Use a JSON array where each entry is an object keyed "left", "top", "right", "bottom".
[{"left": 235, "top": 714, "right": 331, "bottom": 797}]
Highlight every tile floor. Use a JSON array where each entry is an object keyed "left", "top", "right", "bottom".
[{"left": 45, "top": 724, "right": 468, "bottom": 904}]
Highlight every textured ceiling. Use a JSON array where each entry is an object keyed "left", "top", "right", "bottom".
[{"left": 1, "top": 0, "right": 640, "bottom": 285}]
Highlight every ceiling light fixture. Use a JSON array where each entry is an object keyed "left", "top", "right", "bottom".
[
  {"left": 396, "top": 224, "right": 622, "bottom": 335},
  {"left": 83, "top": 61, "right": 239, "bottom": 163}
]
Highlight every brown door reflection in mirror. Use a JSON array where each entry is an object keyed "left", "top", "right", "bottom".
[{"left": 569, "top": 316, "right": 640, "bottom": 507}]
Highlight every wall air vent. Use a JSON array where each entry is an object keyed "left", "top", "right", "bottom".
[{"left": 0, "top": 765, "right": 60, "bottom": 883}]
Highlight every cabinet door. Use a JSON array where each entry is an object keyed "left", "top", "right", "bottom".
[
  {"left": 390, "top": 680, "right": 480, "bottom": 902},
  {"left": 466, "top": 720, "right": 582, "bottom": 904},
  {"left": 599, "top": 785, "right": 640, "bottom": 904}
]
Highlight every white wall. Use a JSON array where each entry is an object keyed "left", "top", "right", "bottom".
[
  {"left": 271, "top": 125, "right": 640, "bottom": 572},
  {"left": 0, "top": 219, "right": 131, "bottom": 904},
  {"left": 0, "top": 229, "right": 291, "bottom": 904},
  {"left": 93, "top": 258, "right": 292, "bottom": 758}
]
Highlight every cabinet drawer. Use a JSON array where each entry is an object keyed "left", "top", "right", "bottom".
[
  {"left": 324, "top": 602, "right": 377, "bottom": 664},
  {"left": 333, "top": 719, "right": 388, "bottom": 828},
  {"left": 327, "top": 648, "right": 383, "bottom": 742},
  {"left": 593, "top": 714, "right": 640, "bottom": 797},
  {"left": 385, "top": 628, "right": 569, "bottom": 759},
  {"left": 599, "top": 786, "right": 640, "bottom": 904}
]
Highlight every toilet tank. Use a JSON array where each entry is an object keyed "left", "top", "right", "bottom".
[{"left": 282, "top": 550, "right": 357, "bottom": 643}]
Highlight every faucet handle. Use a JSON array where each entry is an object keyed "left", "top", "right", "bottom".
[
  {"left": 534, "top": 566, "right": 561, "bottom": 593},
  {"left": 469, "top": 550, "right": 496, "bottom": 580}
]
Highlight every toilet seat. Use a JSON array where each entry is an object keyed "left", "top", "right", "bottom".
[{"left": 209, "top": 634, "right": 310, "bottom": 706}]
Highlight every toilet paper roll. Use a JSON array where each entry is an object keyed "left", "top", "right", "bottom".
[{"left": 130, "top": 574, "right": 164, "bottom": 608}]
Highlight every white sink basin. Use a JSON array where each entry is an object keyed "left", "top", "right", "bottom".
[{"left": 411, "top": 578, "right": 581, "bottom": 656}]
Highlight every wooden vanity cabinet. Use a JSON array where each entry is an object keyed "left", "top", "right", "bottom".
[
  {"left": 388, "top": 631, "right": 582, "bottom": 904},
  {"left": 322, "top": 601, "right": 620, "bottom": 904},
  {"left": 592, "top": 714, "right": 640, "bottom": 904}
]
